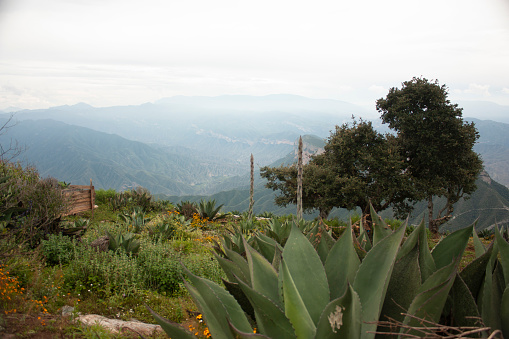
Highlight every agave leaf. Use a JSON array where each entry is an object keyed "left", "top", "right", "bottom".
[
  {"left": 397, "top": 219, "right": 419, "bottom": 260},
  {"left": 472, "top": 222, "right": 486, "bottom": 258},
  {"left": 315, "top": 284, "right": 362, "bottom": 339},
  {"left": 451, "top": 273, "right": 481, "bottom": 327},
  {"left": 236, "top": 276, "right": 296, "bottom": 339},
  {"left": 223, "top": 279, "right": 255, "bottom": 320},
  {"left": 460, "top": 243, "right": 493, "bottom": 300},
  {"left": 402, "top": 258, "right": 458, "bottom": 333},
  {"left": 416, "top": 220, "right": 436, "bottom": 283},
  {"left": 481, "top": 260, "right": 504, "bottom": 332},
  {"left": 244, "top": 238, "right": 280, "bottom": 306},
  {"left": 352, "top": 224, "right": 405, "bottom": 339},
  {"left": 307, "top": 224, "right": 335, "bottom": 264},
  {"left": 281, "top": 259, "right": 316, "bottom": 338},
  {"left": 225, "top": 247, "right": 251, "bottom": 284},
  {"left": 183, "top": 267, "right": 253, "bottom": 338},
  {"left": 325, "top": 221, "right": 360, "bottom": 300},
  {"left": 228, "top": 321, "right": 271, "bottom": 338},
  {"left": 272, "top": 244, "right": 282, "bottom": 273},
  {"left": 146, "top": 304, "right": 196, "bottom": 338},
  {"left": 214, "top": 253, "right": 245, "bottom": 283},
  {"left": 501, "top": 286, "right": 509, "bottom": 339},
  {"left": 125, "top": 238, "right": 140, "bottom": 254},
  {"left": 254, "top": 233, "right": 282, "bottom": 263},
  {"left": 357, "top": 219, "right": 372, "bottom": 252},
  {"left": 371, "top": 204, "right": 392, "bottom": 245},
  {"left": 379, "top": 241, "right": 421, "bottom": 328},
  {"left": 282, "top": 225, "right": 330, "bottom": 325},
  {"left": 494, "top": 226, "right": 509, "bottom": 285},
  {"left": 431, "top": 224, "right": 473, "bottom": 270}
]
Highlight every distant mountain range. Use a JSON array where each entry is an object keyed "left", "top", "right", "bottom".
[{"left": 1, "top": 94, "right": 508, "bottom": 231}]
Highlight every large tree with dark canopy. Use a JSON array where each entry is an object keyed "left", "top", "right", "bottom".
[
  {"left": 376, "top": 77, "right": 483, "bottom": 233},
  {"left": 261, "top": 119, "right": 414, "bottom": 221}
]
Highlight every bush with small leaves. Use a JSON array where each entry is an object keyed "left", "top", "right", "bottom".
[{"left": 41, "top": 233, "right": 76, "bottom": 266}]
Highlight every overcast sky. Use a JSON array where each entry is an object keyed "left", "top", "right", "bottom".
[{"left": 1, "top": 0, "right": 508, "bottom": 112}]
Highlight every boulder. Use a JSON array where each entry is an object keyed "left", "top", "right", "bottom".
[{"left": 76, "top": 314, "right": 163, "bottom": 336}]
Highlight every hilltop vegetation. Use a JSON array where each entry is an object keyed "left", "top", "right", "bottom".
[{"left": 0, "top": 163, "right": 507, "bottom": 337}]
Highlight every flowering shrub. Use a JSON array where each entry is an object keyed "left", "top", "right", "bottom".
[{"left": 0, "top": 265, "right": 24, "bottom": 314}]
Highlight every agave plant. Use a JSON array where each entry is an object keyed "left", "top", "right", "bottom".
[
  {"left": 149, "top": 207, "right": 509, "bottom": 338},
  {"left": 118, "top": 206, "right": 150, "bottom": 233},
  {"left": 176, "top": 200, "right": 198, "bottom": 219},
  {"left": 107, "top": 231, "right": 140, "bottom": 256},
  {"left": 197, "top": 199, "right": 224, "bottom": 221}
]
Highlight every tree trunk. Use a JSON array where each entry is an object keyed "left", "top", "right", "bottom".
[
  {"left": 319, "top": 207, "right": 331, "bottom": 221},
  {"left": 428, "top": 195, "right": 438, "bottom": 234},
  {"left": 248, "top": 153, "right": 254, "bottom": 219}
]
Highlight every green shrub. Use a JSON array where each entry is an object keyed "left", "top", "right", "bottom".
[
  {"left": 0, "top": 161, "right": 69, "bottom": 248},
  {"left": 136, "top": 241, "right": 183, "bottom": 294},
  {"left": 95, "top": 189, "right": 117, "bottom": 205},
  {"left": 64, "top": 245, "right": 145, "bottom": 297},
  {"left": 41, "top": 233, "right": 75, "bottom": 265}
]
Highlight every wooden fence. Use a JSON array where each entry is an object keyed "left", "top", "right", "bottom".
[{"left": 62, "top": 179, "right": 96, "bottom": 216}]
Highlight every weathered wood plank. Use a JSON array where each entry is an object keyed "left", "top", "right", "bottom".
[{"left": 62, "top": 180, "right": 96, "bottom": 216}]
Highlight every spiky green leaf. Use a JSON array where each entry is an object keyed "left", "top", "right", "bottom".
[
  {"left": 371, "top": 204, "right": 392, "bottom": 245},
  {"left": 494, "top": 226, "right": 509, "bottom": 285},
  {"left": 183, "top": 267, "right": 253, "bottom": 339},
  {"left": 460, "top": 244, "right": 493, "bottom": 300},
  {"left": 379, "top": 241, "right": 421, "bottom": 327},
  {"left": 501, "top": 286, "right": 509, "bottom": 339},
  {"left": 315, "top": 284, "right": 362, "bottom": 339},
  {"left": 353, "top": 224, "right": 406, "bottom": 339},
  {"left": 325, "top": 222, "right": 360, "bottom": 300},
  {"left": 244, "top": 239, "right": 280, "bottom": 306},
  {"left": 282, "top": 226, "right": 330, "bottom": 325},
  {"left": 281, "top": 259, "right": 316, "bottom": 338},
  {"left": 402, "top": 258, "right": 458, "bottom": 333},
  {"left": 254, "top": 233, "right": 282, "bottom": 263},
  {"left": 236, "top": 276, "right": 296, "bottom": 339},
  {"left": 431, "top": 224, "right": 473, "bottom": 270},
  {"left": 472, "top": 224, "right": 486, "bottom": 258},
  {"left": 146, "top": 304, "right": 196, "bottom": 338},
  {"left": 451, "top": 274, "right": 481, "bottom": 327}
]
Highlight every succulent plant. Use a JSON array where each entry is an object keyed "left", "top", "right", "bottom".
[{"left": 149, "top": 207, "right": 509, "bottom": 338}]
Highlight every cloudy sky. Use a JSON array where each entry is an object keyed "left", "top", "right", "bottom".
[{"left": 0, "top": 0, "right": 508, "bottom": 112}]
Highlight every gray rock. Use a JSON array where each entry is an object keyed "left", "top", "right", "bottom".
[
  {"left": 76, "top": 314, "right": 163, "bottom": 336},
  {"left": 61, "top": 305, "right": 75, "bottom": 317}
]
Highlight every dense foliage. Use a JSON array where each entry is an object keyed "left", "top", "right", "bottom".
[
  {"left": 262, "top": 77, "right": 483, "bottom": 233},
  {"left": 261, "top": 119, "right": 414, "bottom": 221},
  {"left": 376, "top": 77, "right": 483, "bottom": 232},
  {"left": 0, "top": 161, "right": 69, "bottom": 247}
]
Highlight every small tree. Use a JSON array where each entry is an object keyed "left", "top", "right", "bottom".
[
  {"left": 376, "top": 77, "right": 483, "bottom": 233},
  {"left": 0, "top": 114, "right": 25, "bottom": 162}
]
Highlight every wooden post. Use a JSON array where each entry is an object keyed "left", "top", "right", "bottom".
[
  {"left": 248, "top": 154, "right": 254, "bottom": 219},
  {"left": 297, "top": 136, "right": 303, "bottom": 220}
]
